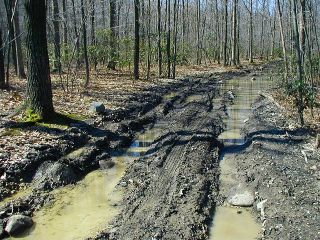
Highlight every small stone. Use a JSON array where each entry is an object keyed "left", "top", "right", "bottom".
[
  {"left": 99, "top": 160, "right": 115, "bottom": 169},
  {"left": 227, "top": 188, "right": 255, "bottom": 207},
  {"left": 5, "top": 215, "right": 33, "bottom": 236},
  {"left": 310, "top": 165, "right": 317, "bottom": 171},
  {"left": 90, "top": 102, "right": 105, "bottom": 113},
  {"left": 120, "top": 181, "right": 127, "bottom": 187}
]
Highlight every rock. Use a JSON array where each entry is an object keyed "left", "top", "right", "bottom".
[
  {"left": 226, "top": 90, "right": 235, "bottom": 100},
  {"left": 310, "top": 165, "right": 317, "bottom": 171},
  {"left": 33, "top": 162, "right": 77, "bottom": 190},
  {"left": 99, "top": 160, "right": 115, "bottom": 169},
  {"left": 227, "top": 187, "right": 255, "bottom": 207},
  {"left": 90, "top": 102, "right": 105, "bottom": 113},
  {"left": 5, "top": 215, "right": 33, "bottom": 236},
  {"left": 257, "top": 199, "right": 268, "bottom": 218}
]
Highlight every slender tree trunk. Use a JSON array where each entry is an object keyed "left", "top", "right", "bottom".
[
  {"left": 172, "top": 0, "right": 178, "bottom": 79},
  {"left": 146, "top": 0, "right": 151, "bottom": 80},
  {"left": 25, "top": 0, "right": 54, "bottom": 119},
  {"left": 0, "top": 28, "right": 6, "bottom": 89},
  {"left": 276, "top": 0, "right": 289, "bottom": 81},
  {"left": 81, "top": 0, "right": 90, "bottom": 87},
  {"left": 101, "top": 0, "right": 106, "bottom": 27},
  {"left": 231, "top": 0, "right": 238, "bottom": 65},
  {"left": 299, "top": 0, "right": 306, "bottom": 64},
  {"left": 4, "top": 0, "right": 18, "bottom": 73},
  {"left": 90, "top": 0, "right": 96, "bottom": 45},
  {"left": 134, "top": 0, "right": 140, "bottom": 80},
  {"left": 13, "top": 3, "right": 26, "bottom": 79},
  {"left": 71, "top": 0, "right": 81, "bottom": 69},
  {"left": 52, "top": 0, "right": 62, "bottom": 73},
  {"left": 292, "top": 0, "right": 304, "bottom": 125},
  {"left": 196, "top": 0, "right": 201, "bottom": 64},
  {"left": 249, "top": 0, "right": 253, "bottom": 63},
  {"left": 166, "top": 0, "right": 171, "bottom": 78},
  {"left": 223, "top": 0, "right": 228, "bottom": 66},
  {"left": 157, "top": 0, "right": 162, "bottom": 76},
  {"left": 108, "top": 0, "right": 117, "bottom": 70},
  {"left": 62, "top": 0, "right": 68, "bottom": 57}
]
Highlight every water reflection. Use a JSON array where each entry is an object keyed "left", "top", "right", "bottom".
[{"left": 210, "top": 73, "right": 272, "bottom": 240}]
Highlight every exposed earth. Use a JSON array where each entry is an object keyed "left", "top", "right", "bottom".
[{"left": 0, "top": 62, "right": 319, "bottom": 240}]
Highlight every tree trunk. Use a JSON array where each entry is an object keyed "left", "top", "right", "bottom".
[
  {"left": 196, "top": 0, "right": 201, "bottom": 64},
  {"left": 0, "top": 28, "right": 6, "bottom": 89},
  {"left": 292, "top": 0, "right": 304, "bottom": 125},
  {"left": 157, "top": 0, "right": 162, "bottom": 77},
  {"left": 13, "top": 3, "right": 26, "bottom": 79},
  {"left": 223, "top": 0, "right": 228, "bottom": 66},
  {"left": 4, "top": 0, "right": 18, "bottom": 73},
  {"left": 24, "top": 0, "right": 55, "bottom": 119},
  {"left": 276, "top": 0, "right": 289, "bottom": 81},
  {"left": 71, "top": 0, "right": 81, "bottom": 69},
  {"left": 134, "top": 0, "right": 140, "bottom": 80},
  {"left": 231, "top": 0, "right": 238, "bottom": 65},
  {"left": 146, "top": 0, "right": 151, "bottom": 80},
  {"left": 172, "top": 0, "right": 178, "bottom": 79},
  {"left": 91, "top": 0, "right": 96, "bottom": 45},
  {"left": 166, "top": 0, "right": 171, "bottom": 78},
  {"left": 249, "top": 0, "right": 253, "bottom": 63},
  {"left": 62, "top": 0, "right": 68, "bottom": 57},
  {"left": 52, "top": 0, "right": 62, "bottom": 73},
  {"left": 81, "top": 0, "right": 90, "bottom": 87},
  {"left": 108, "top": 0, "right": 117, "bottom": 70}
]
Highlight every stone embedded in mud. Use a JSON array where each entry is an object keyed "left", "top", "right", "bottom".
[
  {"left": 90, "top": 102, "right": 105, "bottom": 113},
  {"left": 5, "top": 215, "right": 33, "bottom": 236},
  {"left": 99, "top": 160, "right": 115, "bottom": 169},
  {"left": 227, "top": 189, "right": 255, "bottom": 207},
  {"left": 33, "top": 162, "right": 77, "bottom": 190}
]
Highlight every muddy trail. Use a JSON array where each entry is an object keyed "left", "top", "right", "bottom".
[{"left": 0, "top": 62, "right": 294, "bottom": 240}]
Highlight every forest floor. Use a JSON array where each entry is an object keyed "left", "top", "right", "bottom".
[{"left": 0, "top": 62, "right": 319, "bottom": 239}]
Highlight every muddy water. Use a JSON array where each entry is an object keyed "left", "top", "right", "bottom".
[
  {"left": 210, "top": 73, "right": 273, "bottom": 239},
  {"left": 14, "top": 127, "right": 163, "bottom": 240}
]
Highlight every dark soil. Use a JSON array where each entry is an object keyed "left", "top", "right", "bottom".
[
  {"left": 0, "top": 64, "right": 283, "bottom": 239},
  {"left": 94, "top": 78, "right": 226, "bottom": 240},
  {"left": 233, "top": 95, "right": 320, "bottom": 240}
]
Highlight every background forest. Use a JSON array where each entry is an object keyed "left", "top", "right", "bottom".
[{"left": 0, "top": 0, "right": 319, "bottom": 124}]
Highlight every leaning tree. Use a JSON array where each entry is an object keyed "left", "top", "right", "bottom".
[{"left": 24, "top": 0, "right": 54, "bottom": 120}]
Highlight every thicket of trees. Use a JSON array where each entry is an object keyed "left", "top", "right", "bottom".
[{"left": 0, "top": 0, "right": 319, "bottom": 123}]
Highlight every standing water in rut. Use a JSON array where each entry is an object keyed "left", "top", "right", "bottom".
[
  {"left": 210, "top": 72, "right": 273, "bottom": 239},
  {"left": 11, "top": 127, "right": 163, "bottom": 240}
]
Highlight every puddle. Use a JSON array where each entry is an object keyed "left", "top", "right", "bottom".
[
  {"left": 210, "top": 207, "right": 260, "bottom": 240},
  {"left": 11, "top": 126, "right": 163, "bottom": 240},
  {"left": 210, "top": 72, "right": 273, "bottom": 239}
]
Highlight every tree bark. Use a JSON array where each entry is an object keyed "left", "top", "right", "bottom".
[
  {"left": 81, "top": 0, "right": 90, "bottom": 87},
  {"left": 134, "top": 0, "right": 140, "bottom": 80},
  {"left": 108, "top": 0, "right": 117, "bottom": 70},
  {"left": 157, "top": 0, "right": 162, "bottom": 76},
  {"left": 62, "top": 0, "right": 68, "bottom": 57},
  {"left": 24, "top": 0, "right": 54, "bottom": 119},
  {"left": 276, "top": 0, "right": 289, "bottom": 81},
  {"left": 4, "top": 0, "right": 18, "bottom": 73},
  {"left": 166, "top": 0, "right": 171, "bottom": 78},
  {"left": 249, "top": 0, "right": 253, "bottom": 63},
  {"left": 71, "top": 0, "right": 81, "bottom": 69},
  {"left": 292, "top": 0, "right": 304, "bottom": 125},
  {"left": 0, "top": 28, "right": 6, "bottom": 89},
  {"left": 91, "top": 0, "right": 96, "bottom": 45},
  {"left": 231, "top": 0, "right": 238, "bottom": 65},
  {"left": 223, "top": 0, "right": 228, "bottom": 66},
  {"left": 52, "top": 0, "right": 62, "bottom": 73},
  {"left": 146, "top": 0, "right": 151, "bottom": 80},
  {"left": 13, "top": 2, "right": 26, "bottom": 79}
]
